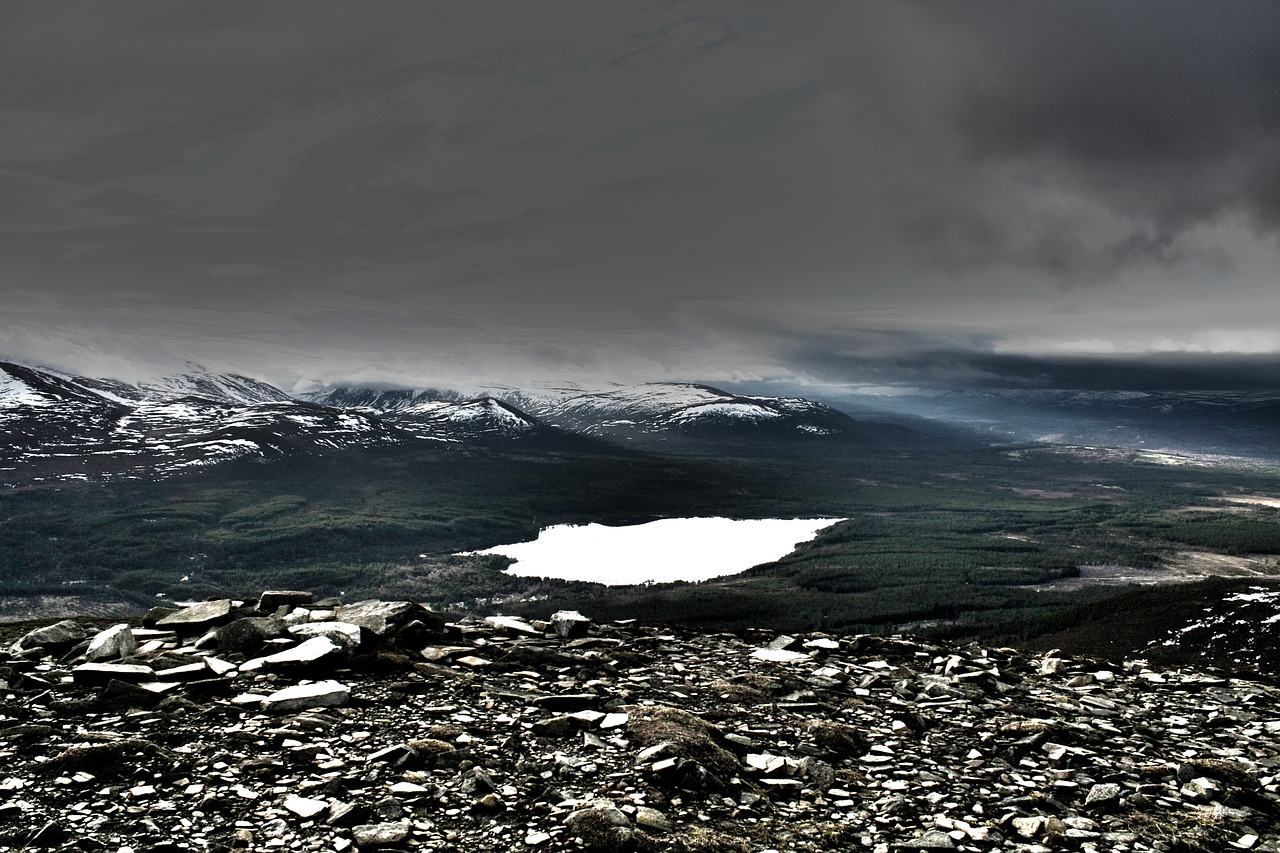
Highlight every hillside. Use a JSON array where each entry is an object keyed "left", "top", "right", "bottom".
[{"left": 1, "top": 593, "right": 1278, "bottom": 852}]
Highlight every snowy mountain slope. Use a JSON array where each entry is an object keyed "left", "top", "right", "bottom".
[
  {"left": 483, "top": 382, "right": 863, "bottom": 440},
  {"left": 2, "top": 361, "right": 909, "bottom": 484},
  {"left": 377, "top": 397, "right": 543, "bottom": 441},
  {"left": 0, "top": 362, "right": 129, "bottom": 455},
  {"left": 1148, "top": 585, "right": 1280, "bottom": 671},
  {"left": 49, "top": 368, "right": 296, "bottom": 406},
  {"left": 298, "top": 386, "right": 467, "bottom": 411},
  {"left": 299, "top": 387, "right": 547, "bottom": 441},
  {"left": 0, "top": 363, "right": 409, "bottom": 483},
  {"left": 0, "top": 362, "right": 577, "bottom": 484},
  {"left": 296, "top": 379, "right": 916, "bottom": 446}
]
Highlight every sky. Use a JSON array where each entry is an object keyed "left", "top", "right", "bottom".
[{"left": 3, "top": 1, "right": 1280, "bottom": 393}]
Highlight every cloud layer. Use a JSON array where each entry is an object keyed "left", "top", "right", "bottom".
[{"left": 2, "top": 2, "right": 1277, "bottom": 391}]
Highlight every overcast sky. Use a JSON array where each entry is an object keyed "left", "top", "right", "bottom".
[{"left": 2, "top": 1, "right": 1279, "bottom": 392}]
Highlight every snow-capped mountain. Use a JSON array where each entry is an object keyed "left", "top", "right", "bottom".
[
  {"left": 484, "top": 382, "right": 865, "bottom": 440},
  {"left": 385, "top": 398, "right": 544, "bottom": 441},
  {"left": 296, "top": 386, "right": 545, "bottom": 441},
  {"left": 298, "top": 387, "right": 467, "bottom": 411},
  {"left": 2, "top": 362, "right": 899, "bottom": 484},
  {"left": 0, "top": 362, "right": 413, "bottom": 483},
  {"left": 45, "top": 367, "right": 296, "bottom": 406},
  {"left": 303, "top": 380, "right": 870, "bottom": 443}
]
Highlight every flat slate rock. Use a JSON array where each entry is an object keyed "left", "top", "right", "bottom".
[
  {"left": 332, "top": 600, "right": 415, "bottom": 635},
  {"left": 484, "top": 615, "right": 541, "bottom": 635},
  {"left": 259, "top": 590, "right": 315, "bottom": 611},
  {"left": 288, "top": 621, "right": 363, "bottom": 648},
  {"left": 4, "top": 593, "right": 1280, "bottom": 853},
  {"left": 261, "top": 679, "right": 350, "bottom": 712},
  {"left": 155, "top": 599, "right": 234, "bottom": 629},
  {"left": 71, "top": 662, "right": 156, "bottom": 685}
]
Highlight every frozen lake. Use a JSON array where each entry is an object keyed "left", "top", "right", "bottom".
[{"left": 470, "top": 516, "right": 844, "bottom": 585}]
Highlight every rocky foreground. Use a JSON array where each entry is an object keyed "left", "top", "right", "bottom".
[{"left": 1, "top": 594, "right": 1279, "bottom": 852}]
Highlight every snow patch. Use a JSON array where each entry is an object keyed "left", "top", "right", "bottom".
[
  {"left": 669, "top": 402, "right": 782, "bottom": 422},
  {"left": 0, "top": 373, "right": 47, "bottom": 407}
]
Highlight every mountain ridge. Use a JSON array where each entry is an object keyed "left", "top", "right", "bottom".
[
  {"left": 304, "top": 379, "right": 876, "bottom": 444},
  {"left": 1, "top": 362, "right": 890, "bottom": 484}
]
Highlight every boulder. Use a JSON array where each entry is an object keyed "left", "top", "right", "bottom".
[
  {"left": 84, "top": 624, "right": 137, "bottom": 662},
  {"left": 564, "top": 803, "right": 633, "bottom": 851},
  {"left": 550, "top": 610, "right": 591, "bottom": 639},
  {"left": 11, "top": 620, "right": 86, "bottom": 654},
  {"left": 332, "top": 600, "right": 447, "bottom": 642},
  {"left": 142, "top": 606, "right": 179, "bottom": 627},
  {"left": 215, "top": 616, "right": 287, "bottom": 655}
]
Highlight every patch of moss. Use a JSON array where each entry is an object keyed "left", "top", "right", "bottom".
[
  {"left": 627, "top": 706, "right": 739, "bottom": 778},
  {"left": 47, "top": 739, "right": 171, "bottom": 778},
  {"left": 671, "top": 827, "right": 751, "bottom": 853},
  {"left": 807, "top": 720, "right": 866, "bottom": 758}
]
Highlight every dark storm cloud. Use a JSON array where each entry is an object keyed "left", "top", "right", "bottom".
[
  {"left": 939, "top": 1, "right": 1280, "bottom": 236},
  {"left": 0, "top": 171, "right": 138, "bottom": 233},
  {"left": 947, "top": 352, "right": 1280, "bottom": 393},
  {"left": 781, "top": 345, "right": 1280, "bottom": 393},
  {"left": 1, "top": 2, "right": 1278, "bottom": 390}
]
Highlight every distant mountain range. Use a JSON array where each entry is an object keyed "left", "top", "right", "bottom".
[
  {"left": 301, "top": 381, "right": 877, "bottom": 442},
  {"left": 10, "top": 359, "right": 1275, "bottom": 486},
  {"left": 0, "top": 362, "right": 888, "bottom": 484}
]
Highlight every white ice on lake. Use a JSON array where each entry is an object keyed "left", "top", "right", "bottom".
[{"left": 470, "top": 516, "right": 844, "bottom": 585}]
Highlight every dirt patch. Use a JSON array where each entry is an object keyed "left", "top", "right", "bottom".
[
  {"left": 1007, "top": 488, "right": 1075, "bottom": 499},
  {"left": 1219, "top": 495, "right": 1280, "bottom": 509},
  {"left": 1162, "top": 550, "right": 1280, "bottom": 579},
  {"left": 1035, "top": 553, "right": 1280, "bottom": 592}
]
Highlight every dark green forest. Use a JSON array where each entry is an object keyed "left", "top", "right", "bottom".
[{"left": 3, "top": 438, "right": 1280, "bottom": 642}]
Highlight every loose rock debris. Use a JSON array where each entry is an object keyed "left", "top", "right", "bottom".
[{"left": 0, "top": 593, "right": 1278, "bottom": 852}]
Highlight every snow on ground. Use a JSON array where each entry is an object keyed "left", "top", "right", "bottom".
[
  {"left": 0, "top": 372, "right": 47, "bottom": 407},
  {"left": 668, "top": 402, "right": 782, "bottom": 422},
  {"left": 1151, "top": 585, "right": 1280, "bottom": 668}
]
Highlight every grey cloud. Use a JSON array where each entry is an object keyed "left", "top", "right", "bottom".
[
  {"left": 1, "top": 2, "right": 1278, "bottom": 392},
  {"left": 934, "top": 2, "right": 1280, "bottom": 232},
  {"left": 0, "top": 171, "right": 137, "bottom": 233},
  {"left": 951, "top": 352, "right": 1280, "bottom": 392},
  {"left": 781, "top": 346, "right": 1280, "bottom": 394}
]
